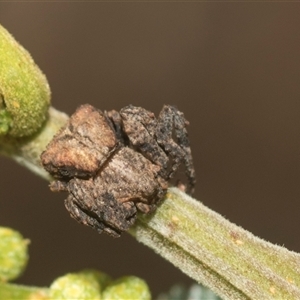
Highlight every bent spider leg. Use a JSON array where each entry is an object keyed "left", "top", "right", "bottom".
[
  {"left": 171, "top": 107, "right": 196, "bottom": 193},
  {"left": 119, "top": 105, "right": 169, "bottom": 175},
  {"left": 49, "top": 180, "right": 68, "bottom": 192},
  {"left": 155, "top": 105, "right": 196, "bottom": 193},
  {"left": 136, "top": 202, "right": 157, "bottom": 214},
  {"left": 64, "top": 195, "right": 107, "bottom": 235},
  {"left": 106, "top": 110, "right": 125, "bottom": 145},
  {"left": 97, "top": 192, "right": 137, "bottom": 231}
]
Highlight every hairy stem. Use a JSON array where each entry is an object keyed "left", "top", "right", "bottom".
[
  {"left": 130, "top": 188, "right": 300, "bottom": 299},
  {"left": 0, "top": 107, "right": 68, "bottom": 180}
]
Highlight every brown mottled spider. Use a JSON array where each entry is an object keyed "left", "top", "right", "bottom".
[{"left": 41, "top": 104, "right": 195, "bottom": 237}]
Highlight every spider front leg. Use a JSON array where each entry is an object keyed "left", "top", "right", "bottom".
[
  {"left": 106, "top": 109, "right": 125, "bottom": 145},
  {"left": 65, "top": 178, "right": 138, "bottom": 237},
  {"left": 64, "top": 194, "right": 111, "bottom": 235},
  {"left": 119, "top": 105, "right": 169, "bottom": 173},
  {"left": 155, "top": 105, "right": 196, "bottom": 193}
]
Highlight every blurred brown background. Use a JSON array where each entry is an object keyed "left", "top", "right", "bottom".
[{"left": 1, "top": 3, "right": 300, "bottom": 297}]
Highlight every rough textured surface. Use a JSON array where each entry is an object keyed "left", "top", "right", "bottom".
[{"left": 41, "top": 104, "right": 195, "bottom": 237}]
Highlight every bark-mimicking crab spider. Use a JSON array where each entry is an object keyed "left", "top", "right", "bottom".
[{"left": 41, "top": 104, "right": 196, "bottom": 237}]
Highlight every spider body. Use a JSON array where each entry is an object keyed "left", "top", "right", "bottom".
[{"left": 41, "top": 104, "right": 195, "bottom": 237}]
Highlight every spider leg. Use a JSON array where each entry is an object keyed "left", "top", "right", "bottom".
[
  {"left": 119, "top": 105, "right": 169, "bottom": 176},
  {"left": 96, "top": 192, "right": 137, "bottom": 232},
  {"left": 66, "top": 178, "right": 137, "bottom": 237},
  {"left": 106, "top": 110, "right": 125, "bottom": 145},
  {"left": 64, "top": 194, "right": 110, "bottom": 235},
  {"left": 155, "top": 105, "right": 196, "bottom": 193}
]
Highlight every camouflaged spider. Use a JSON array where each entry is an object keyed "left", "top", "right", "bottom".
[{"left": 41, "top": 104, "right": 195, "bottom": 237}]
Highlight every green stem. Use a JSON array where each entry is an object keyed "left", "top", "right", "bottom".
[
  {"left": 0, "top": 282, "right": 48, "bottom": 300},
  {"left": 130, "top": 188, "right": 300, "bottom": 299},
  {"left": 0, "top": 107, "right": 68, "bottom": 180}
]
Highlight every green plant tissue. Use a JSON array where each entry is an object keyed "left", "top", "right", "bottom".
[
  {"left": 0, "top": 24, "right": 50, "bottom": 137},
  {"left": 0, "top": 227, "right": 29, "bottom": 282}
]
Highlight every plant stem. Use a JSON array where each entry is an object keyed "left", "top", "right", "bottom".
[
  {"left": 1, "top": 107, "right": 300, "bottom": 300},
  {"left": 130, "top": 188, "right": 300, "bottom": 299},
  {"left": 0, "top": 282, "right": 48, "bottom": 300},
  {"left": 0, "top": 107, "right": 68, "bottom": 180}
]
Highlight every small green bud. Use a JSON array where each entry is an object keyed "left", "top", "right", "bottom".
[
  {"left": 79, "top": 269, "right": 111, "bottom": 291},
  {"left": 49, "top": 272, "right": 102, "bottom": 300},
  {"left": 0, "top": 227, "right": 29, "bottom": 282},
  {"left": 0, "top": 24, "right": 50, "bottom": 137},
  {"left": 102, "top": 276, "right": 151, "bottom": 300}
]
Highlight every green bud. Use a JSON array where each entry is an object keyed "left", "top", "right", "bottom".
[
  {"left": 0, "top": 24, "right": 50, "bottom": 137},
  {"left": 79, "top": 269, "right": 111, "bottom": 291},
  {"left": 49, "top": 272, "right": 102, "bottom": 300},
  {"left": 102, "top": 276, "right": 151, "bottom": 300},
  {"left": 0, "top": 227, "right": 29, "bottom": 282}
]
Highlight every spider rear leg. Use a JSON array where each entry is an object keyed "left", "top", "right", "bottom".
[{"left": 155, "top": 105, "right": 196, "bottom": 193}]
